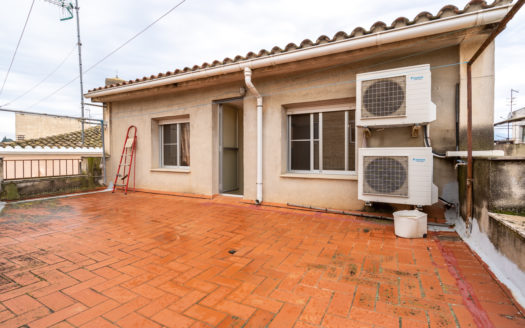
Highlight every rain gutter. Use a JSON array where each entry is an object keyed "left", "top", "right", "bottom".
[{"left": 85, "top": 4, "right": 512, "bottom": 99}]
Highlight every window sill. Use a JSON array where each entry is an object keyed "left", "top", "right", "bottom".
[
  {"left": 150, "top": 168, "right": 190, "bottom": 173},
  {"left": 280, "top": 173, "right": 357, "bottom": 181}
]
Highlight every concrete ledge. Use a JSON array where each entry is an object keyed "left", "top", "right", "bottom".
[
  {"left": 1, "top": 175, "right": 103, "bottom": 201},
  {"left": 487, "top": 212, "right": 525, "bottom": 272},
  {"left": 150, "top": 168, "right": 191, "bottom": 173},
  {"left": 489, "top": 212, "right": 525, "bottom": 240},
  {"left": 280, "top": 173, "right": 357, "bottom": 181}
]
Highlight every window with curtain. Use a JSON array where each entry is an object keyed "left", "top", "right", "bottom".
[
  {"left": 160, "top": 122, "right": 190, "bottom": 168},
  {"left": 288, "top": 107, "right": 355, "bottom": 173}
]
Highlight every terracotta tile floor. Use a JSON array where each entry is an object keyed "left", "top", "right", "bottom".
[{"left": 0, "top": 192, "right": 523, "bottom": 328}]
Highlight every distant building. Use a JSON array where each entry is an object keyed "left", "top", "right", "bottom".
[
  {"left": 15, "top": 113, "right": 82, "bottom": 140},
  {"left": 0, "top": 127, "right": 102, "bottom": 180},
  {"left": 494, "top": 107, "right": 525, "bottom": 144},
  {"left": 511, "top": 107, "right": 525, "bottom": 144}
]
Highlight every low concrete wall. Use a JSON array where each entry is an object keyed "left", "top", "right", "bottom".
[
  {"left": 458, "top": 156, "right": 525, "bottom": 272},
  {"left": 494, "top": 143, "right": 525, "bottom": 156},
  {"left": 0, "top": 157, "right": 103, "bottom": 201}
]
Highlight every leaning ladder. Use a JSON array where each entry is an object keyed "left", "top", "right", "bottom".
[{"left": 112, "top": 125, "right": 137, "bottom": 194}]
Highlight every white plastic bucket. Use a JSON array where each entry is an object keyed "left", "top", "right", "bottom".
[{"left": 393, "top": 210, "right": 427, "bottom": 238}]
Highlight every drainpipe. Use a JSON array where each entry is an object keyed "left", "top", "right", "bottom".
[
  {"left": 244, "top": 67, "right": 263, "bottom": 204},
  {"left": 464, "top": 0, "right": 524, "bottom": 232}
]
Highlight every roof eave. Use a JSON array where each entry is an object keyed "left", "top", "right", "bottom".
[{"left": 85, "top": 2, "right": 512, "bottom": 100}]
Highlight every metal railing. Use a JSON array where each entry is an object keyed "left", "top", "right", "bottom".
[{"left": 2, "top": 159, "right": 82, "bottom": 180}]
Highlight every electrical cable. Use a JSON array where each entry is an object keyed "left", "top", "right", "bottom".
[
  {"left": 424, "top": 124, "right": 447, "bottom": 158},
  {"left": 108, "top": 60, "right": 468, "bottom": 122},
  {"left": 2, "top": 44, "right": 77, "bottom": 107},
  {"left": 27, "top": 0, "right": 188, "bottom": 109},
  {"left": 0, "top": 0, "right": 36, "bottom": 97},
  {"left": 23, "top": 15, "right": 475, "bottom": 112}
]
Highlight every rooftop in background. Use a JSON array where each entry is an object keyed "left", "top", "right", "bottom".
[
  {"left": 88, "top": 0, "right": 512, "bottom": 94},
  {"left": 0, "top": 126, "right": 101, "bottom": 149}
]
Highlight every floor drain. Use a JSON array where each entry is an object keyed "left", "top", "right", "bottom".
[
  {"left": 436, "top": 235, "right": 462, "bottom": 242},
  {"left": 228, "top": 250, "right": 237, "bottom": 255}
]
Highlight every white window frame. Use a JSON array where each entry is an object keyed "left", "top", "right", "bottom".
[
  {"left": 159, "top": 118, "right": 190, "bottom": 169},
  {"left": 287, "top": 104, "right": 356, "bottom": 175}
]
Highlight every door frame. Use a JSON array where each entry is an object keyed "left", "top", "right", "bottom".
[{"left": 218, "top": 102, "right": 241, "bottom": 194}]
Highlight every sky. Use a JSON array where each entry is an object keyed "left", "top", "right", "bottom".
[{"left": 0, "top": 0, "right": 524, "bottom": 140}]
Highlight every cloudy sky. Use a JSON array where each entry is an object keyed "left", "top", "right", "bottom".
[{"left": 0, "top": 0, "right": 524, "bottom": 140}]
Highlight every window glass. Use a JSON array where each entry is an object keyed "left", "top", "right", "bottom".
[
  {"left": 348, "top": 110, "right": 356, "bottom": 171},
  {"left": 291, "top": 141, "right": 310, "bottom": 170},
  {"left": 163, "top": 124, "right": 177, "bottom": 144},
  {"left": 322, "top": 111, "right": 345, "bottom": 170},
  {"left": 161, "top": 122, "right": 189, "bottom": 167},
  {"left": 163, "top": 144, "right": 177, "bottom": 166},
  {"left": 288, "top": 108, "right": 356, "bottom": 173},
  {"left": 291, "top": 114, "right": 310, "bottom": 140}
]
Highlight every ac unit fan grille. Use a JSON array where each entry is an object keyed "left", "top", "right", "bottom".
[
  {"left": 363, "top": 156, "right": 408, "bottom": 197},
  {"left": 362, "top": 76, "right": 406, "bottom": 118}
]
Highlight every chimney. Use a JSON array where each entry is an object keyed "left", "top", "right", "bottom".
[{"left": 105, "top": 76, "right": 125, "bottom": 86}]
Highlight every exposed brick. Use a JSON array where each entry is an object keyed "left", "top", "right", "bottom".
[
  {"left": 3, "top": 294, "right": 42, "bottom": 314},
  {"left": 184, "top": 304, "right": 227, "bottom": 326},
  {"left": 268, "top": 303, "right": 303, "bottom": 328}
]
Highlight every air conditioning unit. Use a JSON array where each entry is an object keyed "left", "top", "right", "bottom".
[
  {"left": 358, "top": 147, "right": 438, "bottom": 206},
  {"left": 356, "top": 64, "right": 436, "bottom": 127}
]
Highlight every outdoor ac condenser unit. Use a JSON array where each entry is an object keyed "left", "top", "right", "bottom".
[
  {"left": 356, "top": 64, "right": 436, "bottom": 127},
  {"left": 358, "top": 147, "right": 438, "bottom": 206}
]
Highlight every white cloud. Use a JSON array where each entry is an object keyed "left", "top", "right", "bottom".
[{"left": 0, "top": 0, "right": 523, "bottom": 140}]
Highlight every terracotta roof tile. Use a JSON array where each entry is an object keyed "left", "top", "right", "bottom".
[
  {"left": 0, "top": 126, "right": 102, "bottom": 149},
  {"left": 87, "top": 0, "right": 512, "bottom": 94}
]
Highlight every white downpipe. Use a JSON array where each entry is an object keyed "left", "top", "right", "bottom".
[
  {"left": 244, "top": 67, "right": 263, "bottom": 204},
  {"left": 86, "top": 5, "right": 511, "bottom": 99}
]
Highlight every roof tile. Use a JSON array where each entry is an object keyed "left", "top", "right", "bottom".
[
  {"left": 0, "top": 126, "right": 102, "bottom": 149},
  {"left": 87, "top": 0, "right": 512, "bottom": 94}
]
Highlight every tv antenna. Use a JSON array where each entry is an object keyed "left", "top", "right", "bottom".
[
  {"left": 43, "top": 0, "right": 86, "bottom": 145},
  {"left": 508, "top": 89, "right": 519, "bottom": 140}
]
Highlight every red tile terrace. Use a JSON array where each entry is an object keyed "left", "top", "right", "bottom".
[{"left": 0, "top": 192, "right": 523, "bottom": 327}]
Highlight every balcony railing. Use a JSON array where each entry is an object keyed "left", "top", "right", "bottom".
[{"left": 2, "top": 159, "right": 81, "bottom": 180}]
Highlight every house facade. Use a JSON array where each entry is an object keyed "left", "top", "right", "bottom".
[{"left": 86, "top": 1, "right": 512, "bottom": 212}]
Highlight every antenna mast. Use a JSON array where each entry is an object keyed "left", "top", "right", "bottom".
[{"left": 43, "top": 0, "right": 85, "bottom": 145}]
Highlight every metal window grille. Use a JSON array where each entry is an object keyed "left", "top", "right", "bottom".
[
  {"left": 288, "top": 110, "right": 356, "bottom": 173},
  {"left": 363, "top": 156, "right": 408, "bottom": 196},
  {"left": 362, "top": 76, "right": 406, "bottom": 118}
]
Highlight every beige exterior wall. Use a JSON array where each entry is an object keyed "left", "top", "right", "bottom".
[
  {"left": 104, "top": 40, "right": 495, "bottom": 211},
  {"left": 16, "top": 114, "right": 82, "bottom": 140},
  {"left": 459, "top": 38, "right": 495, "bottom": 150}
]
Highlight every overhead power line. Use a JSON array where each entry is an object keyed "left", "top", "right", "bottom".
[
  {"left": 2, "top": 44, "right": 77, "bottom": 107},
  {"left": 0, "top": 0, "right": 36, "bottom": 97},
  {"left": 28, "top": 0, "right": 187, "bottom": 109}
]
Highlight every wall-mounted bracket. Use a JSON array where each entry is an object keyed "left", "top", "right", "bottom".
[
  {"left": 411, "top": 125, "right": 421, "bottom": 138},
  {"left": 363, "top": 127, "right": 372, "bottom": 138}
]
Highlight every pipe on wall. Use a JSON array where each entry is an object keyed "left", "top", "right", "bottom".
[
  {"left": 464, "top": 0, "right": 524, "bottom": 233},
  {"left": 244, "top": 67, "right": 263, "bottom": 204}
]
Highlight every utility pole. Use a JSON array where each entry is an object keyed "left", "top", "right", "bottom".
[
  {"left": 509, "top": 89, "right": 519, "bottom": 141},
  {"left": 74, "top": 0, "right": 85, "bottom": 145},
  {"left": 43, "top": 0, "right": 85, "bottom": 145}
]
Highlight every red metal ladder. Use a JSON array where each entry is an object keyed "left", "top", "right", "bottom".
[{"left": 112, "top": 125, "right": 137, "bottom": 194}]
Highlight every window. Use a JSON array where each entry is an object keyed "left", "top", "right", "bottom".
[
  {"left": 159, "top": 121, "right": 190, "bottom": 168},
  {"left": 288, "top": 106, "right": 355, "bottom": 173}
]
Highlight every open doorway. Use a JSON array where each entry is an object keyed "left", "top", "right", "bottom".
[{"left": 219, "top": 100, "right": 243, "bottom": 195}]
